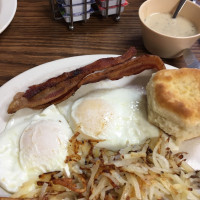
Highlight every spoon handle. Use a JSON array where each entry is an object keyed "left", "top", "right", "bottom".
[{"left": 172, "top": 0, "right": 187, "bottom": 18}]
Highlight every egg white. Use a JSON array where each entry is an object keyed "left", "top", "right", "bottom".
[
  {"left": 58, "top": 87, "right": 160, "bottom": 151},
  {"left": 0, "top": 105, "right": 73, "bottom": 193}
]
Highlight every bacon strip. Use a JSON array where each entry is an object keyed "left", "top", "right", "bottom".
[
  {"left": 82, "top": 54, "right": 165, "bottom": 84},
  {"left": 24, "top": 46, "right": 136, "bottom": 99},
  {"left": 7, "top": 49, "right": 165, "bottom": 114},
  {"left": 34, "top": 55, "right": 165, "bottom": 109},
  {"left": 8, "top": 47, "right": 136, "bottom": 114}
]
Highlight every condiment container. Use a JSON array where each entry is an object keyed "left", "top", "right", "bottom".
[{"left": 57, "top": 0, "right": 95, "bottom": 23}]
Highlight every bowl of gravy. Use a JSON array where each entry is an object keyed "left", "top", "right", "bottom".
[{"left": 139, "top": 0, "right": 200, "bottom": 58}]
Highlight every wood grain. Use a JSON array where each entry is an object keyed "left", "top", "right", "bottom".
[{"left": 0, "top": 0, "right": 199, "bottom": 86}]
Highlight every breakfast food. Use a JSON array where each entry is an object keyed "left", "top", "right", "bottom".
[
  {"left": 146, "top": 68, "right": 200, "bottom": 144},
  {"left": 7, "top": 133, "right": 200, "bottom": 200},
  {"left": 7, "top": 46, "right": 137, "bottom": 114},
  {"left": 7, "top": 47, "right": 165, "bottom": 114},
  {"left": 0, "top": 105, "right": 73, "bottom": 193},
  {"left": 58, "top": 88, "right": 160, "bottom": 151},
  {"left": 0, "top": 51, "right": 200, "bottom": 199},
  {"left": 0, "top": 86, "right": 160, "bottom": 195}
]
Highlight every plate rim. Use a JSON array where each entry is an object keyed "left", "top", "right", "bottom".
[{"left": 0, "top": 0, "right": 17, "bottom": 34}]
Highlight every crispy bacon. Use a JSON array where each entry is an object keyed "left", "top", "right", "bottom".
[
  {"left": 24, "top": 46, "right": 137, "bottom": 99},
  {"left": 34, "top": 55, "right": 165, "bottom": 109},
  {"left": 81, "top": 54, "right": 165, "bottom": 84},
  {"left": 7, "top": 48, "right": 165, "bottom": 114},
  {"left": 7, "top": 47, "right": 136, "bottom": 114}
]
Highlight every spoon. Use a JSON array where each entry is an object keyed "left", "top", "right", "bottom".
[{"left": 172, "top": 0, "right": 187, "bottom": 18}]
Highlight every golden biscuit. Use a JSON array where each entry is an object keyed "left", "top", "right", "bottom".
[{"left": 146, "top": 68, "right": 200, "bottom": 143}]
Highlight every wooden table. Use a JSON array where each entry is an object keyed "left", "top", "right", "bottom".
[{"left": 0, "top": 0, "right": 199, "bottom": 87}]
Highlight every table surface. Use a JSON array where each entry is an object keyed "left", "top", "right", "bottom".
[{"left": 0, "top": 0, "right": 200, "bottom": 87}]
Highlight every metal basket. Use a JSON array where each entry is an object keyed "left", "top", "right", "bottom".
[{"left": 49, "top": 0, "right": 123, "bottom": 30}]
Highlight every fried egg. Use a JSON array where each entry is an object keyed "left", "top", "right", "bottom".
[
  {"left": 0, "top": 105, "right": 73, "bottom": 193},
  {"left": 58, "top": 88, "right": 160, "bottom": 151}
]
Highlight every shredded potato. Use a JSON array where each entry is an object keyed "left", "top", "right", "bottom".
[{"left": 8, "top": 133, "right": 200, "bottom": 200}]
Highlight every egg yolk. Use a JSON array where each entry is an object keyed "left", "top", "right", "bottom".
[
  {"left": 19, "top": 120, "right": 68, "bottom": 173},
  {"left": 74, "top": 99, "right": 114, "bottom": 137}
]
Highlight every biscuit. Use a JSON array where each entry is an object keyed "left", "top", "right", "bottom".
[{"left": 146, "top": 68, "right": 200, "bottom": 143}]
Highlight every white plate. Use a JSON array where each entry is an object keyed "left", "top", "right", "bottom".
[
  {"left": 0, "top": 55, "right": 199, "bottom": 196},
  {"left": 0, "top": 0, "right": 17, "bottom": 34}
]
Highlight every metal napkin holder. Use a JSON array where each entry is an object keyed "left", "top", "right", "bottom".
[{"left": 49, "top": 0, "right": 123, "bottom": 30}]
